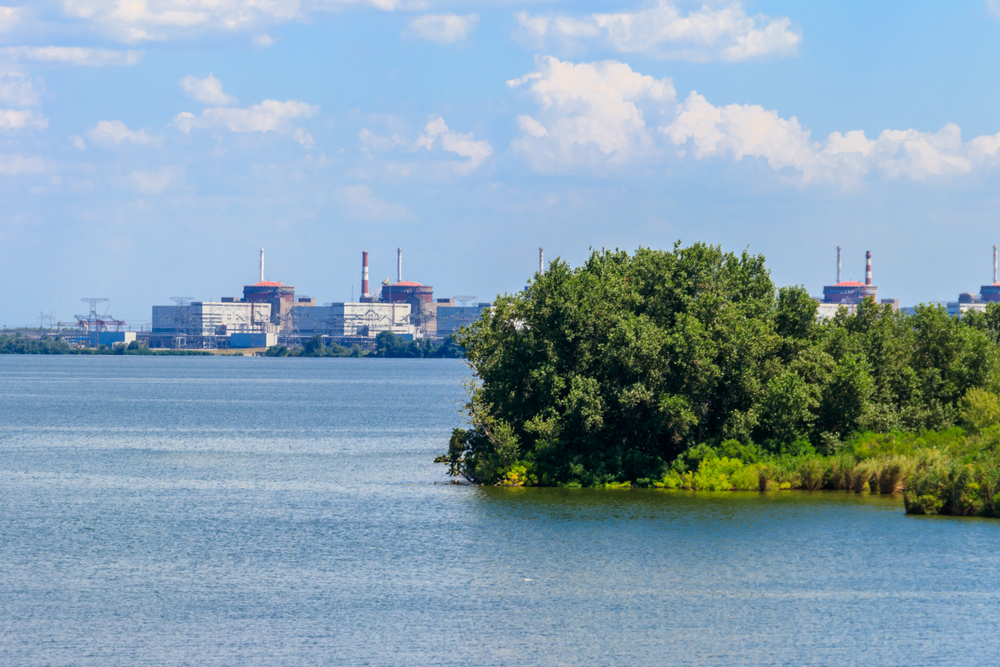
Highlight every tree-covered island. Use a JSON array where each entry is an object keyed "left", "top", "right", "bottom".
[{"left": 440, "top": 243, "right": 1000, "bottom": 518}]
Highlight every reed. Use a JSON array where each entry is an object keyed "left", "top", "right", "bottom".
[
  {"left": 797, "top": 458, "right": 826, "bottom": 491},
  {"left": 826, "top": 453, "right": 854, "bottom": 490},
  {"left": 877, "top": 456, "right": 912, "bottom": 494},
  {"left": 850, "top": 460, "right": 877, "bottom": 493}
]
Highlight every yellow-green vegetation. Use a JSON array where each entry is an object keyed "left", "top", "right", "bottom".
[{"left": 472, "top": 422, "right": 1000, "bottom": 518}]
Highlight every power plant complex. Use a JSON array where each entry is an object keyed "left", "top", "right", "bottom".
[
  {"left": 141, "top": 248, "right": 491, "bottom": 349},
  {"left": 28, "top": 244, "right": 1000, "bottom": 350}
]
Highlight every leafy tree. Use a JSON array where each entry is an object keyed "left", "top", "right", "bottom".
[{"left": 442, "top": 243, "right": 1000, "bottom": 486}]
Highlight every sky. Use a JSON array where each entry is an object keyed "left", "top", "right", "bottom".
[{"left": 3, "top": 0, "right": 1000, "bottom": 326}]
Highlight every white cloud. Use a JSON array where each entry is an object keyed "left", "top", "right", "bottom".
[
  {"left": 0, "top": 6, "right": 21, "bottom": 32},
  {"left": 171, "top": 99, "right": 319, "bottom": 148},
  {"left": 253, "top": 33, "right": 275, "bottom": 47},
  {"left": 0, "top": 70, "right": 42, "bottom": 107},
  {"left": 130, "top": 166, "right": 184, "bottom": 194},
  {"left": 0, "top": 153, "right": 44, "bottom": 175},
  {"left": 515, "top": 1, "right": 800, "bottom": 62},
  {"left": 507, "top": 57, "right": 1000, "bottom": 186},
  {"left": 507, "top": 56, "right": 675, "bottom": 169},
  {"left": 0, "top": 109, "right": 48, "bottom": 131},
  {"left": 59, "top": 0, "right": 411, "bottom": 42},
  {"left": 87, "top": 120, "right": 161, "bottom": 148},
  {"left": 179, "top": 74, "right": 238, "bottom": 106},
  {"left": 0, "top": 46, "right": 143, "bottom": 66},
  {"left": 664, "top": 91, "right": 977, "bottom": 185},
  {"left": 359, "top": 127, "right": 403, "bottom": 154},
  {"left": 407, "top": 13, "right": 479, "bottom": 43},
  {"left": 415, "top": 116, "right": 492, "bottom": 173},
  {"left": 988, "top": 0, "right": 1000, "bottom": 19},
  {"left": 334, "top": 184, "right": 416, "bottom": 223},
  {"left": 71, "top": 135, "right": 86, "bottom": 150}
]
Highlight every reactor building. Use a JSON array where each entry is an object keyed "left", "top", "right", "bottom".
[
  {"left": 948, "top": 245, "right": 1000, "bottom": 317},
  {"left": 817, "top": 247, "right": 897, "bottom": 320}
]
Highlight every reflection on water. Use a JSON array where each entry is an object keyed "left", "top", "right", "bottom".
[{"left": 2, "top": 356, "right": 999, "bottom": 666}]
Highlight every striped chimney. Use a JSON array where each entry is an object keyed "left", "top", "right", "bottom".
[
  {"left": 259, "top": 248, "right": 264, "bottom": 282},
  {"left": 865, "top": 250, "right": 872, "bottom": 286},
  {"left": 836, "top": 245, "right": 842, "bottom": 283},
  {"left": 361, "top": 251, "right": 370, "bottom": 298},
  {"left": 397, "top": 248, "right": 402, "bottom": 283}
]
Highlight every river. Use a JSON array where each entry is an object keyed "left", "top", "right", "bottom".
[{"left": 1, "top": 356, "right": 999, "bottom": 665}]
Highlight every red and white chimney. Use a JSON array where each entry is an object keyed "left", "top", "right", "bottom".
[
  {"left": 361, "top": 251, "right": 370, "bottom": 298},
  {"left": 865, "top": 250, "right": 872, "bottom": 286}
]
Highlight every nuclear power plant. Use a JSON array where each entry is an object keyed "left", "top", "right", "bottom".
[
  {"left": 947, "top": 245, "right": 1000, "bottom": 317},
  {"left": 146, "top": 248, "right": 493, "bottom": 349},
  {"left": 34, "top": 244, "right": 1000, "bottom": 350},
  {"left": 816, "top": 247, "right": 898, "bottom": 319}
]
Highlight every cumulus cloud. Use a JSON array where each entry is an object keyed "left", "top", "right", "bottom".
[
  {"left": 253, "top": 33, "right": 275, "bottom": 47},
  {"left": 0, "top": 46, "right": 142, "bottom": 66},
  {"left": 171, "top": 99, "right": 319, "bottom": 148},
  {"left": 179, "top": 74, "right": 238, "bottom": 106},
  {"left": 334, "top": 184, "right": 416, "bottom": 223},
  {"left": 415, "top": 116, "right": 492, "bottom": 173},
  {"left": 506, "top": 57, "right": 1000, "bottom": 186},
  {"left": 507, "top": 56, "right": 675, "bottom": 169},
  {"left": 0, "top": 153, "right": 44, "bottom": 175},
  {"left": 87, "top": 120, "right": 161, "bottom": 148},
  {"left": 0, "top": 70, "right": 42, "bottom": 107},
  {"left": 130, "top": 166, "right": 184, "bottom": 194},
  {"left": 0, "top": 109, "right": 48, "bottom": 132},
  {"left": 663, "top": 91, "right": 977, "bottom": 185},
  {"left": 407, "top": 13, "right": 479, "bottom": 43},
  {"left": 514, "top": 1, "right": 800, "bottom": 61}
]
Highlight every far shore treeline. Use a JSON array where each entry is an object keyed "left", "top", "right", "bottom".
[{"left": 439, "top": 243, "right": 1000, "bottom": 518}]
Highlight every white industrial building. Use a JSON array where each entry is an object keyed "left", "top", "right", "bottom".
[
  {"left": 291, "top": 302, "right": 416, "bottom": 338},
  {"left": 152, "top": 302, "right": 274, "bottom": 336}
]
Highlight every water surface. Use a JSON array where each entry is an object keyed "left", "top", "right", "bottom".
[{"left": 1, "top": 356, "right": 999, "bottom": 665}]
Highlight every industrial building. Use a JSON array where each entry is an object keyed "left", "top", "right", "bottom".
[
  {"left": 948, "top": 245, "right": 1000, "bottom": 317},
  {"left": 822, "top": 247, "right": 878, "bottom": 304},
  {"left": 292, "top": 302, "right": 416, "bottom": 339},
  {"left": 150, "top": 300, "right": 274, "bottom": 348},
  {"left": 817, "top": 247, "right": 897, "bottom": 320},
  {"left": 139, "top": 246, "right": 488, "bottom": 348}
]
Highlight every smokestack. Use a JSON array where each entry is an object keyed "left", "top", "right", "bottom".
[
  {"left": 993, "top": 245, "right": 997, "bottom": 284},
  {"left": 836, "top": 246, "right": 842, "bottom": 284},
  {"left": 865, "top": 250, "right": 872, "bottom": 286},
  {"left": 362, "top": 251, "right": 370, "bottom": 298},
  {"left": 259, "top": 248, "right": 264, "bottom": 282},
  {"left": 397, "top": 248, "right": 402, "bottom": 283},
  {"left": 540, "top": 247, "right": 544, "bottom": 275}
]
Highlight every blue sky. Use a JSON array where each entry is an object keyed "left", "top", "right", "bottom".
[{"left": 3, "top": 0, "right": 1000, "bottom": 326}]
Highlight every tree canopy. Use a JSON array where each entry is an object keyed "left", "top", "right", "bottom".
[{"left": 443, "top": 243, "right": 1000, "bottom": 487}]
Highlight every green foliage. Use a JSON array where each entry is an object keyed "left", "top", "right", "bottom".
[
  {"left": 0, "top": 334, "right": 210, "bottom": 355},
  {"left": 0, "top": 334, "right": 76, "bottom": 354},
  {"left": 439, "top": 243, "right": 1000, "bottom": 488},
  {"left": 265, "top": 334, "right": 353, "bottom": 357},
  {"left": 372, "top": 331, "right": 465, "bottom": 358},
  {"left": 959, "top": 388, "right": 1000, "bottom": 433}
]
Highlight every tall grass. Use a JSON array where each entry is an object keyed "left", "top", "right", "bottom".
[{"left": 650, "top": 426, "right": 1000, "bottom": 518}]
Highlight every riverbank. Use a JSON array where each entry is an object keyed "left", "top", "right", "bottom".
[{"left": 487, "top": 428, "right": 1000, "bottom": 518}]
